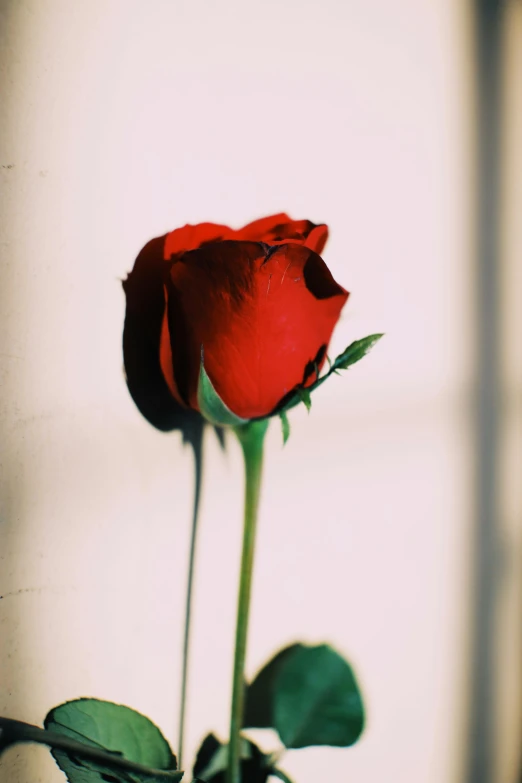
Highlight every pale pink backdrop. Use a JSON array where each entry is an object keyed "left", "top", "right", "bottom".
[{"left": 0, "top": 1, "right": 520, "bottom": 782}]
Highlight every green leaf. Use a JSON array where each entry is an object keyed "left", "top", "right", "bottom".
[
  {"left": 279, "top": 412, "right": 290, "bottom": 445},
  {"left": 197, "top": 351, "right": 249, "bottom": 427},
  {"left": 44, "top": 699, "right": 179, "bottom": 783},
  {"left": 244, "top": 643, "right": 365, "bottom": 750},
  {"left": 244, "top": 646, "right": 297, "bottom": 729},
  {"left": 192, "top": 733, "right": 271, "bottom": 782},
  {"left": 331, "top": 333, "right": 384, "bottom": 372},
  {"left": 193, "top": 733, "right": 222, "bottom": 780}
]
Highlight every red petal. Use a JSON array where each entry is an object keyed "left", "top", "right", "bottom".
[
  {"left": 123, "top": 236, "right": 195, "bottom": 430},
  {"left": 304, "top": 224, "right": 329, "bottom": 255},
  {"left": 164, "top": 222, "right": 231, "bottom": 259},
  {"left": 159, "top": 290, "right": 187, "bottom": 408},
  {"left": 231, "top": 213, "right": 292, "bottom": 240},
  {"left": 233, "top": 214, "right": 329, "bottom": 254},
  {"left": 165, "top": 241, "right": 348, "bottom": 419}
]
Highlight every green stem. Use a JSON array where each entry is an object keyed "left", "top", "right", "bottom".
[
  {"left": 227, "top": 419, "right": 269, "bottom": 783},
  {"left": 178, "top": 426, "right": 204, "bottom": 769}
]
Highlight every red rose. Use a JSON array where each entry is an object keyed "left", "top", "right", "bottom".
[{"left": 123, "top": 213, "right": 348, "bottom": 425}]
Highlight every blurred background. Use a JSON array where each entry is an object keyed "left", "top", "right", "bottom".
[{"left": 0, "top": 1, "right": 520, "bottom": 781}]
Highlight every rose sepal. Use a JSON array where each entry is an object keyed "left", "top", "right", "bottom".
[
  {"left": 197, "top": 335, "right": 383, "bottom": 435},
  {"left": 274, "top": 333, "right": 383, "bottom": 444},
  {"left": 280, "top": 333, "right": 384, "bottom": 415},
  {"left": 197, "top": 348, "right": 250, "bottom": 427}
]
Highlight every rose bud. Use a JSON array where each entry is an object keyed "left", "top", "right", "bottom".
[{"left": 123, "top": 214, "right": 348, "bottom": 427}]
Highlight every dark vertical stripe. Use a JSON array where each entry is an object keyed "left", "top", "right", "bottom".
[{"left": 467, "top": 2, "right": 505, "bottom": 782}]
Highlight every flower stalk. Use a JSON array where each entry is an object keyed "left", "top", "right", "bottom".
[
  {"left": 227, "top": 419, "right": 269, "bottom": 783},
  {"left": 177, "top": 425, "right": 204, "bottom": 769}
]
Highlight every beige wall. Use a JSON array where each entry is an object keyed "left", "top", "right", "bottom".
[{"left": 0, "top": 1, "right": 519, "bottom": 782}]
